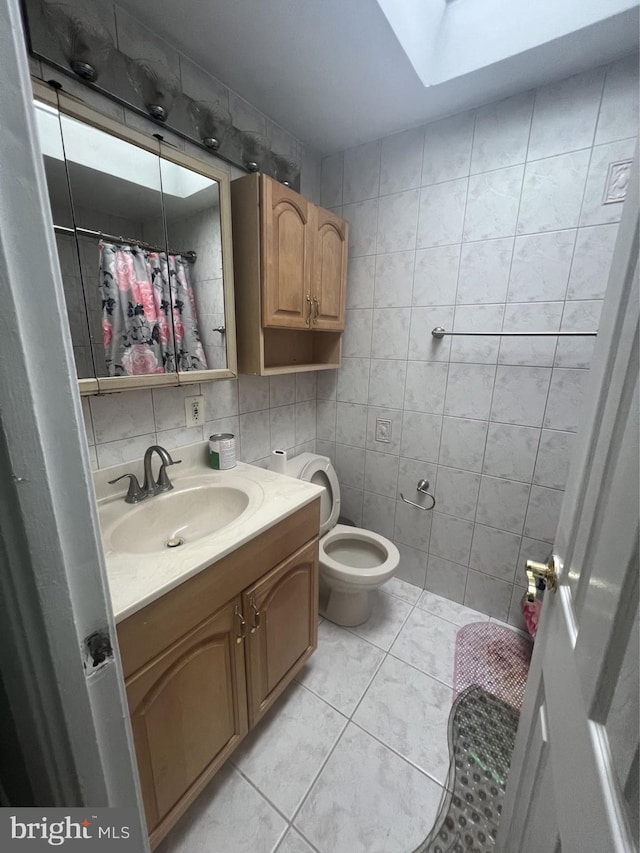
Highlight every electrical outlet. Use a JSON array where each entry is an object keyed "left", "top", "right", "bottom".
[
  {"left": 375, "top": 418, "right": 392, "bottom": 443},
  {"left": 185, "top": 395, "right": 205, "bottom": 428}
]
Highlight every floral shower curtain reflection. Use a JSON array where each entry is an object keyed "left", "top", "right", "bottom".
[{"left": 99, "top": 242, "right": 207, "bottom": 376}]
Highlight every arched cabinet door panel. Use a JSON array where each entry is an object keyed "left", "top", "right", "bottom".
[
  {"left": 125, "top": 598, "right": 248, "bottom": 842},
  {"left": 243, "top": 539, "right": 319, "bottom": 726},
  {"left": 313, "top": 210, "right": 348, "bottom": 331},
  {"left": 261, "top": 176, "right": 312, "bottom": 329}
]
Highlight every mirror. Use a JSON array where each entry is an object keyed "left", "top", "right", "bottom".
[{"left": 33, "top": 80, "right": 236, "bottom": 393}]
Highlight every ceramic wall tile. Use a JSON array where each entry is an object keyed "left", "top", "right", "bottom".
[
  {"left": 471, "top": 91, "right": 535, "bottom": 173},
  {"left": 156, "top": 425, "right": 203, "bottom": 451},
  {"left": 316, "top": 371, "right": 338, "bottom": 401},
  {"left": 202, "top": 379, "right": 239, "bottom": 419},
  {"left": 417, "top": 179, "right": 468, "bottom": 248},
  {"left": 463, "top": 570, "right": 512, "bottom": 621},
  {"left": 269, "top": 404, "right": 297, "bottom": 449},
  {"left": 343, "top": 140, "right": 381, "bottom": 204},
  {"left": 321, "top": 152, "right": 344, "bottom": 208},
  {"left": 422, "top": 112, "right": 475, "bottom": 185},
  {"left": 543, "top": 368, "right": 587, "bottom": 431},
  {"left": 567, "top": 224, "right": 618, "bottom": 300},
  {"left": 296, "top": 400, "right": 317, "bottom": 445},
  {"left": 524, "top": 484, "right": 564, "bottom": 541},
  {"left": 490, "top": 366, "right": 552, "bottom": 427},
  {"left": 502, "top": 301, "right": 563, "bottom": 334},
  {"left": 393, "top": 499, "right": 432, "bottom": 552},
  {"left": 269, "top": 374, "right": 296, "bottom": 407},
  {"left": 412, "top": 245, "right": 461, "bottom": 307},
  {"left": 395, "top": 542, "right": 429, "bottom": 587},
  {"left": 341, "top": 485, "right": 364, "bottom": 525},
  {"left": 508, "top": 229, "right": 576, "bottom": 302},
  {"left": 90, "top": 390, "right": 155, "bottom": 443},
  {"left": 239, "top": 411, "right": 271, "bottom": 461},
  {"left": 95, "top": 433, "right": 155, "bottom": 468},
  {"left": 444, "top": 364, "right": 495, "bottom": 420},
  {"left": 456, "top": 237, "right": 513, "bottom": 304},
  {"left": 296, "top": 372, "right": 317, "bottom": 402},
  {"left": 533, "top": 429, "right": 574, "bottom": 490},
  {"left": 343, "top": 199, "right": 378, "bottom": 257},
  {"left": 498, "top": 336, "right": 557, "bottom": 368},
  {"left": 362, "top": 492, "right": 396, "bottom": 540},
  {"left": 433, "top": 466, "right": 481, "bottom": 521},
  {"left": 527, "top": 68, "right": 605, "bottom": 161},
  {"left": 595, "top": 55, "right": 640, "bottom": 145},
  {"left": 424, "top": 555, "right": 468, "bottom": 603},
  {"left": 407, "top": 306, "right": 454, "bottom": 362},
  {"left": 396, "top": 457, "right": 438, "bottom": 503},
  {"left": 469, "top": 524, "right": 522, "bottom": 583},
  {"left": 336, "top": 403, "right": 368, "bottom": 447},
  {"left": 342, "top": 309, "right": 373, "bottom": 358},
  {"left": 238, "top": 374, "right": 270, "bottom": 413},
  {"left": 368, "top": 359, "right": 407, "bottom": 409},
  {"left": 517, "top": 150, "right": 591, "bottom": 234},
  {"left": 364, "top": 450, "right": 400, "bottom": 497},
  {"left": 376, "top": 189, "right": 420, "bottom": 253},
  {"left": 561, "top": 300, "right": 602, "bottom": 334},
  {"left": 429, "top": 513, "right": 474, "bottom": 566},
  {"left": 403, "top": 361, "right": 448, "bottom": 414},
  {"left": 482, "top": 422, "right": 540, "bottom": 483},
  {"left": 371, "top": 308, "right": 411, "bottom": 359},
  {"left": 347, "top": 255, "right": 376, "bottom": 308},
  {"left": 475, "top": 476, "right": 530, "bottom": 534},
  {"left": 380, "top": 126, "right": 425, "bottom": 195},
  {"left": 463, "top": 166, "right": 523, "bottom": 241},
  {"left": 335, "top": 443, "right": 366, "bottom": 489},
  {"left": 374, "top": 250, "right": 415, "bottom": 307},
  {"left": 400, "top": 410, "right": 442, "bottom": 463},
  {"left": 554, "top": 335, "right": 596, "bottom": 370},
  {"left": 337, "top": 357, "right": 370, "bottom": 404},
  {"left": 315, "top": 400, "right": 336, "bottom": 442},
  {"left": 438, "top": 417, "right": 488, "bottom": 473}
]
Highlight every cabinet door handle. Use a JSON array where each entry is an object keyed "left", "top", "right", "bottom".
[
  {"left": 234, "top": 605, "right": 246, "bottom": 644},
  {"left": 250, "top": 600, "right": 261, "bottom": 634},
  {"left": 312, "top": 296, "right": 320, "bottom": 322},
  {"left": 305, "top": 293, "right": 312, "bottom": 327}
]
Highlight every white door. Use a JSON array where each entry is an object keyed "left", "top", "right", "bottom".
[{"left": 497, "top": 155, "right": 639, "bottom": 852}]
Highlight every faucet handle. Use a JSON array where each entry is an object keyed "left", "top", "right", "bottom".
[{"left": 108, "top": 473, "right": 146, "bottom": 504}]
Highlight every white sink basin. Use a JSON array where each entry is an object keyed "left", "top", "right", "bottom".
[{"left": 99, "top": 477, "right": 260, "bottom": 555}]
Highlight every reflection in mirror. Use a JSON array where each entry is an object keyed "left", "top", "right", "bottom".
[
  {"left": 160, "top": 157, "right": 227, "bottom": 370},
  {"left": 35, "top": 100, "right": 95, "bottom": 378}
]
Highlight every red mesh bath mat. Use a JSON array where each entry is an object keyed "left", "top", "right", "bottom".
[{"left": 454, "top": 622, "right": 533, "bottom": 711}]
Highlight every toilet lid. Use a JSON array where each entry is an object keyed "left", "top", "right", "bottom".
[{"left": 299, "top": 456, "right": 341, "bottom": 537}]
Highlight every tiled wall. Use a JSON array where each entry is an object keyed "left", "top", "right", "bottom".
[
  {"left": 316, "top": 55, "right": 638, "bottom": 627},
  {"left": 31, "top": 1, "right": 322, "bottom": 470},
  {"left": 81, "top": 373, "right": 317, "bottom": 469}
]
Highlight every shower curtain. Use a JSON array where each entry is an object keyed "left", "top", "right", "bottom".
[{"left": 99, "top": 242, "right": 208, "bottom": 376}]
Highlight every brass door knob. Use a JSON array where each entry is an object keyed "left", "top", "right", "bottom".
[{"left": 525, "top": 555, "right": 559, "bottom": 602}]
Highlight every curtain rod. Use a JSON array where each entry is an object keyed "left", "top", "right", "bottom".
[
  {"left": 431, "top": 327, "right": 596, "bottom": 338},
  {"left": 53, "top": 225, "right": 197, "bottom": 263}
]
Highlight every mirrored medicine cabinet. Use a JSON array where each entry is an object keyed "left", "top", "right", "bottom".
[{"left": 32, "top": 78, "right": 237, "bottom": 395}]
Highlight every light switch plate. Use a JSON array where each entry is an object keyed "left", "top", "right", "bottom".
[
  {"left": 185, "top": 395, "right": 205, "bottom": 428},
  {"left": 375, "top": 418, "right": 392, "bottom": 443}
]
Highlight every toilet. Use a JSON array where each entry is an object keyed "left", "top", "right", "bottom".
[{"left": 285, "top": 453, "right": 400, "bottom": 627}]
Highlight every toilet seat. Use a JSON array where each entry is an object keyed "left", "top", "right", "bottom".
[
  {"left": 320, "top": 523, "right": 399, "bottom": 586},
  {"left": 285, "top": 453, "right": 340, "bottom": 536}
]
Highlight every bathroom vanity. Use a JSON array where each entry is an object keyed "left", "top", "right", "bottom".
[{"left": 97, "top": 448, "right": 322, "bottom": 848}]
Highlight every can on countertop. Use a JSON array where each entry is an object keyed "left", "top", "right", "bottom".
[{"left": 209, "top": 433, "right": 236, "bottom": 470}]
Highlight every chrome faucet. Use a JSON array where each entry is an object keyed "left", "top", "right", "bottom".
[
  {"left": 143, "top": 445, "right": 181, "bottom": 496},
  {"left": 108, "top": 445, "right": 181, "bottom": 504}
]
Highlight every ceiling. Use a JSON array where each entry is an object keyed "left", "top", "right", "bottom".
[{"left": 118, "top": 0, "right": 639, "bottom": 154}]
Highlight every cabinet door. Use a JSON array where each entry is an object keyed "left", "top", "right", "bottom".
[
  {"left": 312, "top": 206, "right": 348, "bottom": 331},
  {"left": 125, "top": 598, "right": 248, "bottom": 843},
  {"left": 261, "top": 175, "right": 313, "bottom": 329},
  {"left": 243, "top": 539, "right": 318, "bottom": 726}
]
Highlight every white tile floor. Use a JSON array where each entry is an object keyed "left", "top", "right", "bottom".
[{"left": 157, "top": 580, "right": 522, "bottom": 853}]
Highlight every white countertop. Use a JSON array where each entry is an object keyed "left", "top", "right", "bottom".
[{"left": 94, "top": 441, "right": 323, "bottom": 622}]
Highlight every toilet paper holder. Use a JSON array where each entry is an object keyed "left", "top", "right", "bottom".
[{"left": 400, "top": 479, "right": 436, "bottom": 511}]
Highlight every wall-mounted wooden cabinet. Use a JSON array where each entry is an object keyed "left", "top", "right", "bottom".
[
  {"left": 231, "top": 173, "right": 348, "bottom": 374},
  {"left": 117, "top": 501, "right": 320, "bottom": 849}
]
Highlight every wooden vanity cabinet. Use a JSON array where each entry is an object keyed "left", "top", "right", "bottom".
[
  {"left": 116, "top": 500, "right": 319, "bottom": 849},
  {"left": 231, "top": 172, "right": 348, "bottom": 375}
]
